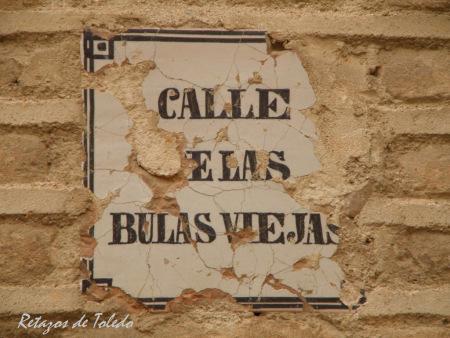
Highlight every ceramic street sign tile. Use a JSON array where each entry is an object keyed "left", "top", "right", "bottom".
[{"left": 82, "top": 29, "right": 349, "bottom": 311}]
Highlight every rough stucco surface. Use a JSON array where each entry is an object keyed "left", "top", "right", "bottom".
[{"left": 0, "top": 0, "right": 449, "bottom": 337}]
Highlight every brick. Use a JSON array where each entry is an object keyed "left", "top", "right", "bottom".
[
  {"left": 381, "top": 106, "right": 450, "bottom": 135},
  {"left": 387, "top": 0, "right": 450, "bottom": 10},
  {"left": 0, "top": 99, "right": 82, "bottom": 126},
  {"left": 359, "top": 285, "right": 450, "bottom": 317},
  {"left": 380, "top": 49, "right": 450, "bottom": 100},
  {"left": 49, "top": 224, "right": 80, "bottom": 269},
  {"left": 0, "top": 131, "right": 83, "bottom": 185},
  {"left": 384, "top": 139, "right": 450, "bottom": 194},
  {"left": 0, "top": 185, "right": 91, "bottom": 216},
  {"left": 0, "top": 58, "right": 22, "bottom": 86},
  {"left": 0, "top": 0, "right": 45, "bottom": 10},
  {"left": 298, "top": 39, "right": 371, "bottom": 101},
  {"left": 47, "top": 139, "right": 84, "bottom": 186},
  {"left": 0, "top": 10, "right": 84, "bottom": 35},
  {"left": 0, "top": 285, "right": 83, "bottom": 315},
  {"left": 0, "top": 10, "right": 449, "bottom": 41},
  {"left": 16, "top": 40, "right": 81, "bottom": 99},
  {"left": 365, "top": 325, "right": 450, "bottom": 338},
  {"left": 0, "top": 223, "right": 56, "bottom": 286},
  {"left": 359, "top": 197, "right": 450, "bottom": 229},
  {"left": 0, "top": 133, "right": 49, "bottom": 183},
  {"left": 372, "top": 228, "right": 450, "bottom": 285}
]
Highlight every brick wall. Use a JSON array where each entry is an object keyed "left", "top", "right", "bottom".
[{"left": 0, "top": 1, "right": 449, "bottom": 337}]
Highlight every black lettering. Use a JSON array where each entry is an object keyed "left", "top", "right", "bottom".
[
  {"left": 186, "top": 150, "right": 213, "bottom": 181},
  {"left": 266, "top": 151, "right": 290, "bottom": 180},
  {"left": 180, "top": 88, "right": 201, "bottom": 119},
  {"left": 157, "top": 213, "right": 167, "bottom": 243},
  {"left": 228, "top": 89, "right": 246, "bottom": 118},
  {"left": 137, "top": 213, "right": 154, "bottom": 244},
  {"left": 256, "top": 89, "right": 290, "bottom": 119},
  {"left": 221, "top": 212, "right": 239, "bottom": 243},
  {"left": 306, "top": 213, "right": 325, "bottom": 244},
  {"left": 293, "top": 213, "right": 306, "bottom": 244},
  {"left": 243, "top": 150, "right": 258, "bottom": 180},
  {"left": 175, "top": 213, "right": 191, "bottom": 244},
  {"left": 194, "top": 213, "right": 216, "bottom": 243},
  {"left": 218, "top": 150, "right": 243, "bottom": 181},
  {"left": 109, "top": 213, "right": 137, "bottom": 244},
  {"left": 325, "top": 223, "right": 339, "bottom": 244},
  {"left": 203, "top": 88, "right": 215, "bottom": 118},
  {"left": 242, "top": 213, "right": 254, "bottom": 230},
  {"left": 221, "top": 212, "right": 254, "bottom": 242},
  {"left": 258, "top": 213, "right": 285, "bottom": 243},
  {"left": 244, "top": 104, "right": 255, "bottom": 119},
  {"left": 158, "top": 88, "right": 179, "bottom": 119}
]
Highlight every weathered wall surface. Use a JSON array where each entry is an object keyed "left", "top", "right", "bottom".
[{"left": 0, "top": 1, "right": 449, "bottom": 337}]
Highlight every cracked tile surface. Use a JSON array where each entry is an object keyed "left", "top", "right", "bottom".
[{"left": 86, "top": 30, "right": 344, "bottom": 309}]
